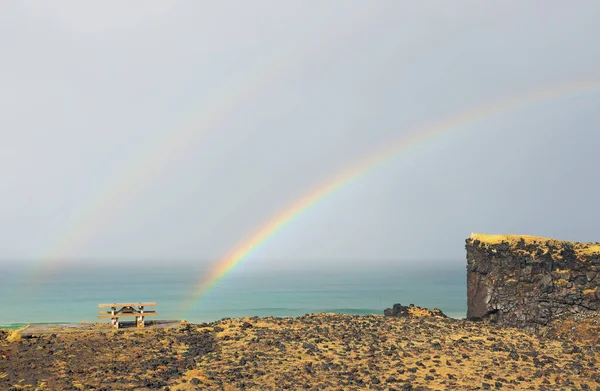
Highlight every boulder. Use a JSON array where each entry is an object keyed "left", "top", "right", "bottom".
[
  {"left": 384, "top": 303, "right": 447, "bottom": 318},
  {"left": 466, "top": 233, "right": 600, "bottom": 329}
]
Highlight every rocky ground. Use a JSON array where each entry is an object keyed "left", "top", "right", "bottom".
[{"left": 1, "top": 312, "right": 599, "bottom": 391}]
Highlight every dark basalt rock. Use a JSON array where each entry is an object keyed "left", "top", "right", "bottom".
[
  {"left": 384, "top": 303, "right": 447, "bottom": 318},
  {"left": 466, "top": 234, "right": 600, "bottom": 329}
]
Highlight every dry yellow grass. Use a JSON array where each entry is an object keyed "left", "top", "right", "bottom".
[
  {"left": 2, "top": 315, "right": 599, "bottom": 390},
  {"left": 470, "top": 233, "right": 600, "bottom": 257},
  {"left": 182, "top": 314, "right": 600, "bottom": 390},
  {"left": 578, "top": 244, "right": 600, "bottom": 255},
  {"left": 471, "top": 233, "right": 557, "bottom": 245},
  {"left": 6, "top": 325, "right": 29, "bottom": 342},
  {"left": 6, "top": 332, "right": 21, "bottom": 343},
  {"left": 407, "top": 306, "right": 433, "bottom": 316}
]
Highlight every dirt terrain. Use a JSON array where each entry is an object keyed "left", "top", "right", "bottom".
[{"left": 1, "top": 313, "right": 599, "bottom": 391}]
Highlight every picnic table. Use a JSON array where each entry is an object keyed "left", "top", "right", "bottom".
[{"left": 98, "top": 302, "right": 157, "bottom": 329}]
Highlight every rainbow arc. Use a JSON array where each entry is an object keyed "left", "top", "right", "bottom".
[{"left": 179, "top": 79, "right": 600, "bottom": 317}]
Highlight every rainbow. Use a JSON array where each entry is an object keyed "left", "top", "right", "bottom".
[
  {"left": 180, "top": 78, "right": 600, "bottom": 317},
  {"left": 27, "top": 8, "right": 379, "bottom": 283}
]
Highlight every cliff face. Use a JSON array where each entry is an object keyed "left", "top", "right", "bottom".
[{"left": 466, "top": 233, "right": 600, "bottom": 328}]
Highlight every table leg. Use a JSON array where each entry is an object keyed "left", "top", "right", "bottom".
[
  {"left": 111, "top": 306, "right": 116, "bottom": 329},
  {"left": 139, "top": 305, "right": 145, "bottom": 328}
]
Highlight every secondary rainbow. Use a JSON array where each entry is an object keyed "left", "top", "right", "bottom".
[
  {"left": 27, "top": 9, "right": 378, "bottom": 284},
  {"left": 180, "top": 78, "right": 600, "bottom": 316}
]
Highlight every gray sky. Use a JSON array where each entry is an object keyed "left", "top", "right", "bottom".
[{"left": 1, "top": 1, "right": 600, "bottom": 267}]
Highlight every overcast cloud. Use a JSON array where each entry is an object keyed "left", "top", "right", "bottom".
[{"left": 1, "top": 1, "right": 599, "bottom": 268}]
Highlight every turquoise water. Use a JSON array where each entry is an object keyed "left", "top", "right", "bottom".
[{"left": 0, "top": 263, "right": 466, "bottom": 326}]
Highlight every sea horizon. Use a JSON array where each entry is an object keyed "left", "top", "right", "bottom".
[{"left": 0, "top": 260, "right": 466, "bottom": 326}]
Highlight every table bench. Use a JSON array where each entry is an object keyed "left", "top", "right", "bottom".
[{"left": 98, "top": 302, "right": 157, "bottom": 329}]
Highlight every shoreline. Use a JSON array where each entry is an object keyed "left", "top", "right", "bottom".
[
  {"left": 0, "top": 309, "right": 466, "bottom": 330},
  {"left": 0, "top": 310, "right": 467, "bottom": 331}
]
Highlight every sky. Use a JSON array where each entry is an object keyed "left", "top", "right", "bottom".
[{"left": 1, "top": 1, "right": 600, "bottom": 268}]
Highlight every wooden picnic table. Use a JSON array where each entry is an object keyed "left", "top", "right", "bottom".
[{"left": 98, "top": 302, "right": 157, "bottom": 329}]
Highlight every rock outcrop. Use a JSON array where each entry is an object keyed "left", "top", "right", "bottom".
[
  {"left": 384, "top": 303, "right": 447, "bottom": 318},
  {"left": 466, "top": 233, "right": 600, "bottom": 328}
]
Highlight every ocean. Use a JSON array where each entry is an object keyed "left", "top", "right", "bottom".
[{"left": 0, "top": 262, "right": 466, "bottom": 327}]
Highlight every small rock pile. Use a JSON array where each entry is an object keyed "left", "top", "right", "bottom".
[{"left": 384, "top": 303, "right": 448, "bottom": 318}]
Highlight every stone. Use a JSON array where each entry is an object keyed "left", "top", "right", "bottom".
[
  {"left": 466, "top": 234, "right": 600, "bottom": 329},
  {"left": 384, "top": 304, "right": 447, "bottom": 318}
]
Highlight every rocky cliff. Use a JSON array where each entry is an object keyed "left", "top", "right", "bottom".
[{"left": 466, "top": 233, "right": 600, "bottom": 328}]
